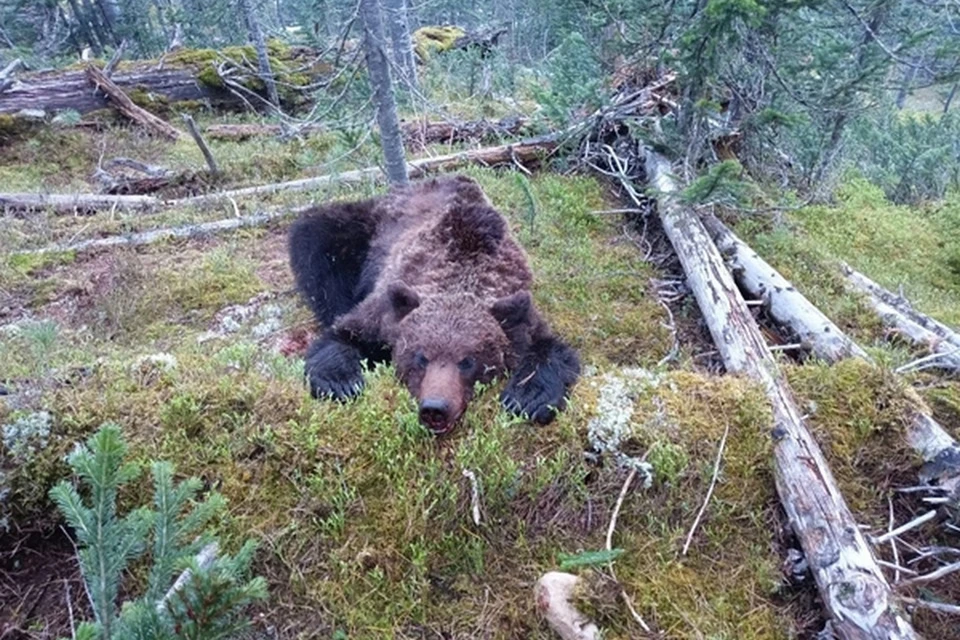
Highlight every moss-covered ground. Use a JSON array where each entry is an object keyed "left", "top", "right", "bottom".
[{"left": 2, "top": 113, "right": 959, "bottom": 638}]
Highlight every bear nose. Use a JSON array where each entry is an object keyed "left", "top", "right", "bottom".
[{"left": 419, "top": 398, "right": 452, "bottom": 434}]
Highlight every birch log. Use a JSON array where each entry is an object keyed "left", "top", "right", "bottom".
[
  {"left": 701, "top": 213, "right": 960, "bottom": 480},
  {"left": 700, "top": 213, "right": 868, "bottom": 362},
  {"left": 842, "top": 264, "right": 960, "bottom": 355},
  {"left": 0, "top": 192, "right": 163, "bottom": 214},
  {"left": 646, "top": 150, "right": 918, "bottom": 640}
]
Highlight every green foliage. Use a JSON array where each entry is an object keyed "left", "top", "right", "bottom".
[
  {"left": 49, "top": 424, "right": 265, "bottom": 640},
  {"left": 849, "top": 110, "right": 960, "bottom": 204},
  {"left": 680, "top": 160, "right": 752, "bottom": 206},
  {"left": 533, "top": 32, "right": 604, "bottom": 126},
  {"left": 558, "top": 548, "right": 625, "bottom": 570}
]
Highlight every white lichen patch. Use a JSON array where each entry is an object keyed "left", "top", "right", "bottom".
[
  {"left": 2, "top": 410, "right": 52, "bottom": 459},
  {"left": 586, "top": 367, "right": 669, "bottom": 487}
]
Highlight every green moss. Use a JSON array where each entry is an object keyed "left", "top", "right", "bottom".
[
  {"left": 6, "top": 250, "right": 76, "bottom": 276},
  {"left": 413, "top": 25, "right": 466, "bottom": 62},
  {"left": 126, "top": 87, "right": 170, "bottom": 112},
  {"left": 787, "top": 359, "right": 917, "bottom": 515}
]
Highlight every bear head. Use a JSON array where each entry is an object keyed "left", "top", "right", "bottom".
[{"left": 387, "top": 283, "right": 533, "bottom": 435}]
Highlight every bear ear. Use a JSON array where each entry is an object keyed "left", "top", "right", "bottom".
[
  {"left": 490, "top": 291, "right": 532, "bottom": 330},
  {"left": 388, "top": 282, "right": 421, "bottom": 321}
]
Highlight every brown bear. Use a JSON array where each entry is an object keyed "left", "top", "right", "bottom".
[{"left": 288, "top": 174, "right": 580, "bottom": 435}]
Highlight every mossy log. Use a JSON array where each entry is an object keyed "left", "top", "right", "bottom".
[
  {"left": 702, "top": 212, "right": 960, "bottom": 485},
  {"left": 646, "top": 151, "right": 919, "bottom": 640},
  {"left": 0, "top": 45, "right": 326, "bottom": 117},
  {"left": 412, "top": 25, "right": 507, "bottom": 62}
]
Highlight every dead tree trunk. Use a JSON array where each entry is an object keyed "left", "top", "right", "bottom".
[
  {"left": 239, "top": 0, "right": 280, "bottom": 109},
  {"left": 702, "top": 213, "right": 960, "bottom": 485},
  {"left": 842, "top": 265, "right": 960, "bottom": 350},
  {"left": 646, "top": 151, "right": 918, "bottom": 640},
  {"left": 0, "top": 47, "right": 325, "bottom": 116},
  {"left": 383, "top": 0, "right": 418, "bottom": 90},
  {"left": 360, "top": 0, "right": 409, "bottom": 185},
  {"left": 85, "top": 65, "right": 181, "bottom": 140}
]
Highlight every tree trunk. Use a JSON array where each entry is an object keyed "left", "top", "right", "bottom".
[
  {"left": 1, "top": 192, "right": 162, "bottom": 215},
  {"left": 895, "top": 60, "right": 920, "bottom": 110},
  {"left": 360, "top": 0, "right": 409, "bottom": 185},
  {"left": 646, "top": 151, "right": 918, "bottom": 640},
  {"left": 239, "top": 0, "right": 280, "bottom": 109},
  {"left": 66, "top": 0, "right": 102, "bottom": 56},
  {"left": 842, "top": 264, "right": 960, "bottom": 349},
  {"left": 703, "top": 213, "right": 960, "bottom": 484},
  {"left": 383, "top": 0, "right": 418, "bottom": 90}
]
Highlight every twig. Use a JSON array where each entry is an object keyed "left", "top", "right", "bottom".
[
  {"left": 605, "top": 466, "right": 652, "bottom": 634},
  {"left": 888, "top": 495, "right": 901, "bottom": 583},
  {"left": 181, "top": 114, "right": 220, "bottom": 176},
  {"left": 901, "top": 597, "right": 960, "bottom": 616},
  {"left": 64, "top": 579, "right": 76, "bottom": 640},
  {"left": 876, "top": 559, "right": 918, "bottom": 576},
  {"left": 656, "top": 297, "right": 679, "bottom": 367},
  {"left": 606, "top": 466, "right": 638, "bottom": 552},
  {"left": 899, "top": 561, "right": 960, "bottom": 588},
  {"left": 682, "top": 422, "right": 730, "bottom": 556},
  {"left": 768, "top": 343, "right": 804, "bottom": 352},
  {"left": 895, "top": 346, "right": 960, "bottom": 374},
  {"left": 462, "top": 468, "right": 482, "bottom": 526},
  {"left": 871, "top": 509, "right": 938, "bottom": 545}
]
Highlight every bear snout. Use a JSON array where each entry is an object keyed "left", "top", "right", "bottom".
[
  {"left": 419, "top": 398, "right": 454, "bottom": 434},
  {"left": 417, "top": 364, "right": 467, "bottom": 434}
]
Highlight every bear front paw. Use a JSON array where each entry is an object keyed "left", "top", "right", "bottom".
[
  {"left": 500, "top": 338, "right": 579, "bottom": 425},
  {"left": 500, "top": 376, "right": 568, "bottom": 425},
  {"left": 304, "top": 337, "right": 366, "bottom": 401}
]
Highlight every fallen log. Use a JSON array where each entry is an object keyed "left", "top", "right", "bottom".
[
  {"left": 0, "top": 46, "right": 326, "bottom": 116},
  {"left": 0, "top": 192, "right": 163, "bottom": 215},
  {"left": 843, "top": 264, "right": 960, "bottom": 352},
  {"left": 15, "top": 209, "right": 292, "bottom": 257},
  {"left": 1, "top": 134, "right": 558, "bottom": 215},
  {"left": 702, "top": 212, "right": 960, "bottom": 485},
  {"left": 646, "top": 151, "right": 918, "bottom": 639},
  {"left": 86, "top": 65, "right": 181, "bottom": 140},
  {"left": 176, "top": 133, "right": 558, "bottom": 206},
  {"left": 701, "top": 213, "right": 869, "bottom": 362},
  {"left": 203, "top": 116, "right": 531, "bottom": 146}
]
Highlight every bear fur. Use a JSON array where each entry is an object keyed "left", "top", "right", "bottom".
[{"left": 288, "top": 174, "right": 580, "bottom": 434}]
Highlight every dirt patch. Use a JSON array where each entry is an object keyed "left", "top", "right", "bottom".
[{"left": 0, "top": 527, "right": 87, "bottom": 640}]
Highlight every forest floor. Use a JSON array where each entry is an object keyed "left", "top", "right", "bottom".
[{"left": 1, "top": 112, "right": 959, "bottom": 639}]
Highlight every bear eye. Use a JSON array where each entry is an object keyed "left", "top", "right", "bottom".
[
  {"left": 414, "top": 351, "right": 429, "bottom": 369},
  {"left": 458, "top": 357, "right": 476, "bottom": 373}
]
